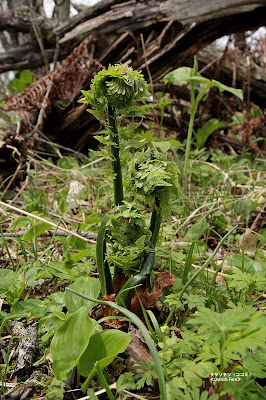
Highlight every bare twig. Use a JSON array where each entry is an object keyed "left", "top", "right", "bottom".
[
  {"left": 0, "top": 200, "right": 96, "bottom": 244},
  {"left": 1, "top": 162, "right": 23, "bottom": 195},
  {"left": 1, "top": 229, "right": 96, "bottom": 239},
  {"left": 140, "top": 33, "right": 160, "bottom": 136},
  {"left": 30, "top": 15, "right": 50, "bottom": 74}
]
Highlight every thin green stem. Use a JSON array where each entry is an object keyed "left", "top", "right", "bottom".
[
  {"left": 183, "top": 104, "right": 195, "bottom": 197},
  {"left": 161, "top": 330, "right": 169, "bottom": 383},
  {"left": 107, "top": 104, "right": 124, "bottom": 206},
  {"left": 150, "top": 196, "right": 161, "bottom": 247},
  {"left": 183, "top": 58, "right": 197, "bottom": 197},
  {"left": 95, "top": 361, "right": 115, "bottom": 400},
  {"left": 183, "top": 82, "right": 217, "bottom": 201},
  {"left": 183, "top": 58, "right": 214, "bottom": 198}
]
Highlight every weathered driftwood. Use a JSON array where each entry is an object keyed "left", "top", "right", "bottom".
[{"left": 1, "top": 0, "right": 266, "bottom": 74}]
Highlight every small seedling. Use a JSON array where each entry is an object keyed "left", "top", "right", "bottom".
[{"left": 163, "top": 57, "right": 243, "bottom": 196}]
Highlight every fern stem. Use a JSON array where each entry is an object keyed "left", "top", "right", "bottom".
[
  {"left": 150, "top": 196, "right": 162, "bottom": 247},
  {"left": 107, "top": 104, "right": 124, "bottom": 206}
]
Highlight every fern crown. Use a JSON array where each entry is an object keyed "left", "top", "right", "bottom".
[{"left": 79, "top": 64, "right": 149, "bottom": 113}]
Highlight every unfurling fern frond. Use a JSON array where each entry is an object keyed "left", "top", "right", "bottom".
[
  {"left": 130, "top": 149, "right": 183, "bottom": 220},
  {"left": 105, "top": 203, "right": 151, "bottom": 274},
  {"left": 79, "top": 64, "right": 149, "bottom": 117}
]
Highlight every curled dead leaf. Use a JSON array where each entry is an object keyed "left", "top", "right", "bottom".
[{"left": 131, "top": 270, "right": 175, "bottom": 313}]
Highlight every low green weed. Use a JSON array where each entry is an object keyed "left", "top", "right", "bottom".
[
  {"left": 118, "top": 304, "right": 265, "bottom": 399},
  {"left": 7, "top": 70, "right": 36, "bottom": 93}
]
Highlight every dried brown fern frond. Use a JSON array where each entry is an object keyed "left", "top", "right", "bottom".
[{"left": 4, "top": 36, "right": 92, "bottom": 114}]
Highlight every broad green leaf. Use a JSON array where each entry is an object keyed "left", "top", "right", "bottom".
[
  {"left": 43, "top": 295, "right": 64, "bottom": 314},
  {"left": 11, "top": 299, "right": 47, "bottom": 318},
  {"left": 169, "top": 139, "right": 182, "bottom": 149},
  {"left": 24, "top": 221, "right": 53, "bottom": 240},
  {"left": 66, "top": 287, "right": 167, "bottom": 400},
  {"left": 84, "top": 213, "right": 103, "bottom": 225},
  {"left": 243, "top": 352, "right": 266, "bottom": 378},
  {"left": 233, "top": 199, "right": 257, "bottom": 221},
  {"left": 70, "top": 249, "right": 91, "bottom": 262},
  {"left": 48, "top": 261, "right": 72, "bottom": 280},
  {"left": 49, "top": 260, "right": 90, "bottom": 280},
  {"left": 194, "top": 119, "right": 228, "bottom": 149},
  {"left": 2, "top": 279, "right": 24, "bottom": 305},
  {"left": 184, "top": 76, "right": 211, "bottom": 85},
  {"left": 34, "top": 267, "right": 53, "bottom": 280},
  {"left": 8, "top": 70, "right": 36, "bottom": 93},
  {"left": 64, "top": 277, "right": 100, "bottom": 313},
  {"left": 79, "top": 329, "right": 130, "bottom": 381},
  {"left": 183, "top": 77, "right": 243, "bottom": 100},
  {"left": 183, "top": 361, "right": 213, "bottom": 386},
  {"left": 9, "top": 216, "right": 29, "bottom": 231},
  {"left": 163, "top": 67, "right": 202, "bottom": 84},
  {"left": 227, "top": 254, "right": 264, "bottom": 273},
  {"left": 163, "top": 67, "right": 243, "bottom": 100},
  {"left": 0, "top": 269, "right": 15, "bottom": 291},
  {"left": 184, "top": 222, "right": 209, "bottom": 242},
  {"left": 20, "top": 70, "right": 36, "bottom": 82},
  {"left": 211, "top": 80, "right": 243, "bottom": 100},
  {"left": 86, "top": 389, "right": 97, "bottom": 400},
  {"left": 47, "top": 378, "right": 64, "bottom": 400},
  {"left": 57, "top": 156, "right": 79, "bottom": 169},
  {"left": 23, "top": 263, "right": 52, "bottom": 287},
  {"left": 47, "top": 292, "right": 65, "bottom": 305},
  {"left": 151, "top": 141, "right": 171, "bottom": 153},
  {"left": 50, "top": 306, "right": 95, "bottom": 380},
  {"left": 39, "top": 312, "right": 67, "bottom": 343}
]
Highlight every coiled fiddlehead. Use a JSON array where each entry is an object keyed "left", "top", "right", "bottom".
[{"left": 79, "top": 64, "right": 149, "bottom": 119}]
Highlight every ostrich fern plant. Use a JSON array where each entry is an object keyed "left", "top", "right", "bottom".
[{"left": 79, "top": 64, "right": 182, "bottom": 307}]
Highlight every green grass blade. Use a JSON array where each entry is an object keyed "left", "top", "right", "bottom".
[
  {"left": 179, "top": 226, "right": 236, "bottom": 301},
  {"left": 136, "top": 291, "right": 158, "bottom": 343},
  {"left": 1, "top": 229, "right": 16, "bottom": 271},
  {"left": 94, "top": 361, "right": 115, "bottom": 400},
  {"left": 147, "top": 310, "right": 163, "bottom": 342},
  {"left": 182, "top": 241, "right": 195, "bottom": 284}
]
